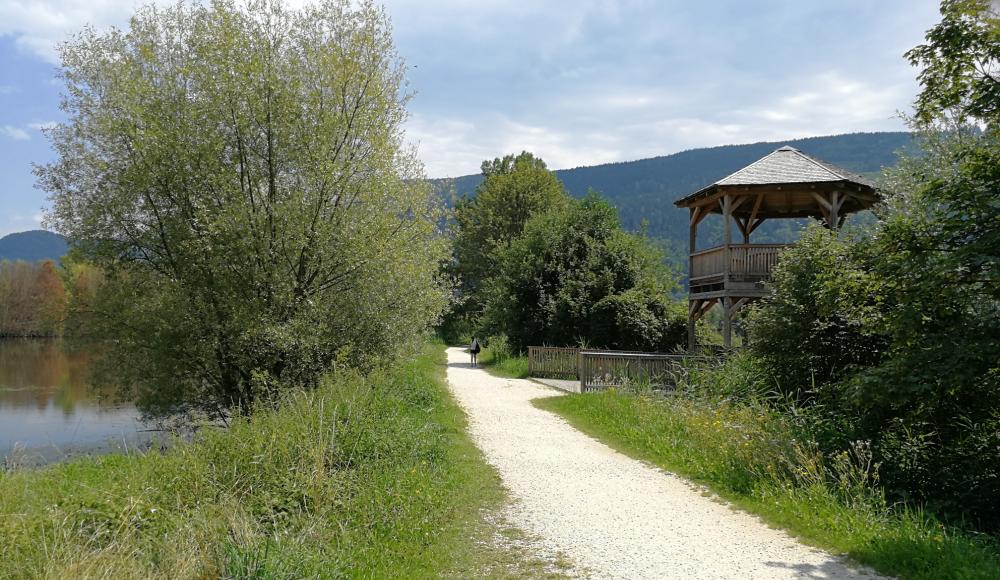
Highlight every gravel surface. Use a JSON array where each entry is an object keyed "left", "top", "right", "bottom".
[{"left": 445, "top": 347, "right": 886, "bottom": 580}]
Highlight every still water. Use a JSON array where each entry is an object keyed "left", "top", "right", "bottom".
[{"left": 0, "top": 339, "right": 149, "bottom": 466}]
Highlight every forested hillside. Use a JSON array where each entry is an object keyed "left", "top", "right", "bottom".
[
  {"left": 435, "top": 132, "right": 913, "bottom": 249},
  {"left": 0, "top": 230, "right": 67, "bottom": 262}
]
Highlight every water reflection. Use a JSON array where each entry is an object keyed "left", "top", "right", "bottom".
[{"left": 0, "top": 339, "right": 148, "bottom": 465}]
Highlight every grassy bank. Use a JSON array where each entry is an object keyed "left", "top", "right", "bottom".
[
  {"left": 0, "top": 343, "right": 538, "bottom": 578},
  {"left": 477, "top": 336, "right": 529, "bottom": 379},
  {"left": 535, "top": 390, "right": 1000, "bottom": 580}
]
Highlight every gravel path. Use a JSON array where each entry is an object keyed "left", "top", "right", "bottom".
[{"left": 445, "top": 348, "right": 884, "bottom": 580}]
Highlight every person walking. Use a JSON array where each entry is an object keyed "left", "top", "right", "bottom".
[{"left": 469, "top": 337, "right": 481, "bottom": 367}]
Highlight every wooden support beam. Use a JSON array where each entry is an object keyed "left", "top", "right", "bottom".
[
  {"left": 749, "top": 217, "right": 767, "bottom": 234},
  {"left": 687, "top": 316, "right": 696, "bottom": 352},
  {"left": 721, "top": 196, "right": 733, "bottom": 246},
  {"left": 810, "top": 191, "right": 833, "bottom": 212},
  {"left": 721, "top": 197, "right": 733, "bottom": 320},
  {"left": 693, "top": 210, "right": 710, "bottom": 227},
  {"left": 688, "top": 208, "right": 699, "bottom": 299},
  {"left": 729, "top": 195, "right": 749, "bottom": 213},
  {"left": 829, "top": 191, "right": 844, "bottom": 230},
  {"left": 746, "top": 193, "right": 764, "bottom": 238},
  {"left": 728, "top": 296, "right": 752, "bottom": 318},
  {"left": 692, "top": 298, "right": 716, "bottom": 322},
  {"left": 734, "top": 216, "right": 750, "bottom": 243}
]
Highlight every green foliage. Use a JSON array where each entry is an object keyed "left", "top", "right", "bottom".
[
  {"left": 538, "top": 391, "right": 1000, "bottom": 580},
  {"left": 0, "top": 343, "right": 524, "bottom": 578},
  {"left": 906, "top": 0, "right": 1000, "bottom": 125},
  {"left": 484, "top": 193, "right": 682, "bottom": 352},
  {"left": 448, "top": 151, "right": 570, "bottom": 326},
  {"left": 38, "top": 0, "right": 449, "bottom": 417},
  {"left": 478, "top": 335, "right": 529, "bottom": 379},
  {"left": 848, "top": 128, "right": 1000, "bottom": 525},
  {"left": 746, "top": 130, "right": 1000, "bottom": 527},
  {"left": 746, "top": 225, "right": 888, "bottom": 403}
]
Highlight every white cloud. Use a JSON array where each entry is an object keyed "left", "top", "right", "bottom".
[
  {"left": 28, "top": 121, "right": 58, "bottom": 132},
  {"left": 0, "top": 1, "right": 939, "bottom": 180},
  {"left": 0, "top": 125, "right": 30, "bottom": 140},
  {"left": 0, "top": 0, "right": 164, "bottom": 63}
]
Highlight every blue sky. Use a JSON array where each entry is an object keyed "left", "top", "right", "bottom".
[{"left": 0, "top": 0, "right": 942, "bottom": 236}]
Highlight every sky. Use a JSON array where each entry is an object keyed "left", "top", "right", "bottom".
[{"left": 0, "top": 0, "right": 943, "bottom": 236}]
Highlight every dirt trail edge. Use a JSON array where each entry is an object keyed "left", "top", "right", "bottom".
[{"left": 445, "top": 347, "right": 886, "bottom": 580}]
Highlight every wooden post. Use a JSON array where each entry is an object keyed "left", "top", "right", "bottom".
[
  {"left": 722, "top": 296, "right": 733, "bottom": 348},
  {"left": 721, "top": 195, "right": 733, "bottom": 349},
  {"left": 829, "top": 191, "right": 843, "bottom": 230},
  {"left": 687, "top": 207, "right": 699, "bottom": 351}
]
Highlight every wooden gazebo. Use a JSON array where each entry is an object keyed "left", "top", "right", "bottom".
[{"left": 674, "top": 146, "right": 878, "bottom": 350}]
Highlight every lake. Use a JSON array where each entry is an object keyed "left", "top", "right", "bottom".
[{"left": 0, "top": 339, "right": 150, "bottom": 466}]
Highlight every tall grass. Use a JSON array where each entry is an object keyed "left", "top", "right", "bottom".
[
  {"left": 536, "top": 390, "right": 1000, "bottom": 580},
  {"left": 478, "top": 335, "right": 529, "bottom": 379},
  {"left": 0, "top": 343, "right": 526, "bottom": 578}
]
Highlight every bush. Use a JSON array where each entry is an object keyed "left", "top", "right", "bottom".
[
  {"left": 484, "top": 193, "right": 682, "bottom": 352},
  {"left": 590, "top": 290, "right": 688, "bottom": 352},
  {"left": 746, "top": 225, "right": 887, "bottom": 404}
]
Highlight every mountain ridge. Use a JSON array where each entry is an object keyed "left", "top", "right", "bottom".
[
  {"left": 432, "top": 131, "right": 913, "bottom": 248},
  {"left": 0, "top": 230, "right": 68, "bottom": 262}
]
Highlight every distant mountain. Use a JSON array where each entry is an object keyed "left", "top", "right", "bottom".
[
  {"left": 433, "top": 132, "right": 914, "bottom": 251},
  {"left": 0, "top": 230, "right": 68, "bottom": 262}
]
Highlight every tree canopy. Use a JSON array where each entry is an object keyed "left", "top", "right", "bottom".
[
  {"left": 483, "top": 194, "right": 683, "bottom": 352},
  {"left": 445, "top": 151, "right": 569, "bottom": 333},
  {"left": 38, "top": 0, "right": 449, "bottom": 417}
]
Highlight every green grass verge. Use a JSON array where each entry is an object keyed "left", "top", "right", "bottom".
[
  {"left": 0, "top": 343, "right": 555, "bottom": 578},
  {"left": 478, "top": 348, "right": 529, "bottom": 379},
  {"left": 535, "top": 390, "right": 1000, "bottom": 580}
]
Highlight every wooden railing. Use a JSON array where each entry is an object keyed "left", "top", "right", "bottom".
[
  {"left": 690, "top": 244, "right": 790, "bottom": 280},
  {"left": 579, "top": 351, "right": 715, "bottom": 392},
  {"left": 527, "top": 346, "right": 581, "bottom": 379},
  {"left": 690, "top": 246, "right": 726, "bottom": 279},
  {"left": 528, "top": 346, "right": 719, "bottom": 390}
]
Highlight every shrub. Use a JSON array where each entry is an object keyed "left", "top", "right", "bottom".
[
  {"left": 484, "top": 193, "right": 682, "bottom": 352},
  {"left": 745, "top": 225, "right": 887, "bottom": 404}
]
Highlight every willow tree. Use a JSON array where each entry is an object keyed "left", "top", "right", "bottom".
[{"left": 38, "top": 0, "right": 449, "bottom": 417}]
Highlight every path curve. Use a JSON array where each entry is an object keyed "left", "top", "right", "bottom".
[{"left": 445, "top": 347, "right": 883, "bottom": 580}]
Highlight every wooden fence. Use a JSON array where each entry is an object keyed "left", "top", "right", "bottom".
[
  {"left": 579, "top": 351, "right": 706, "bottom": 392},
  {"left": 527, "top": 346, "right": 580, "bottom": 379},
  {"left": 528, "top": 346, "right": 717, "bottom": 391}
]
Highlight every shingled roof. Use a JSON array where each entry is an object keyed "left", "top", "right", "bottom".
[{"left": 675, "top": 146, "right": 876, "bottom": 207}]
